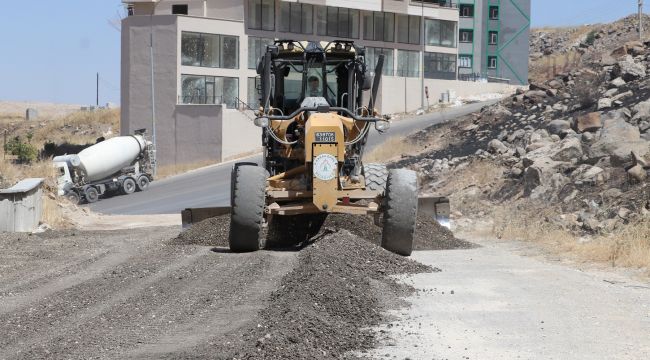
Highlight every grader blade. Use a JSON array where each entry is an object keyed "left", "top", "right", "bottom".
[{"left": 417, "top": 196, "right": 451, "bottom": 229}]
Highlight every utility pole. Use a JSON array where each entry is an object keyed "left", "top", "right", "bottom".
[
  {"left": 640, "top": 0, "right": 644, "bottom": 40},
  {"left": 96, "top": 72, "right": 99, "bottom": 107},
  {"left": 420, "top": 1, "right": 425, "bottom": 111}
]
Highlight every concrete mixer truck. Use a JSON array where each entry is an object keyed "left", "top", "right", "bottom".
[{"left": 53, "top": 130, "right": 155, "bottom": 204}]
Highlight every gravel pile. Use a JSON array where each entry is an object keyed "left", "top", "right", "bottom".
[
  {"left": 323, "top": 213, "right": 474, "bottom": 250},
  {"left": 222, "top": 229, "right": 436, "bottom": 359},
  {"left": 173, "top": 212, "right": 473, "bottom": 251},
  {"left": 169, "top": 216, "right": 230, "bottom": 247}
]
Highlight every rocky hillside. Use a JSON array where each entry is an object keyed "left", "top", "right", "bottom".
[
  {"left": 396, "top": 29, "right": 650, "bottom": 246},
  {"left": 530, "top": 14, "right": 650, "bottom": 83}
]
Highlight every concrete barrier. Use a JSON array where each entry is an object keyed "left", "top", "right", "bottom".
[{"left": 0, "top": 178, "right": 44, "bottom": 232}]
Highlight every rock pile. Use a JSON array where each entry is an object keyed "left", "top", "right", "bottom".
[{"left": 401, "top": 32, "right": 650, "bottom": 235}]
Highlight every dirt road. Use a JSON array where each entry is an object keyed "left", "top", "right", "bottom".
[
  {"left": 0, "top": 227, "right": 296, "bottom": 359},
  {"left": 370, "top": 236, "right": 650, "bottom": 360}
]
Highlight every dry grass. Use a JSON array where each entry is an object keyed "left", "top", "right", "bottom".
[
  {"left": 364, "top": 137, "right": 426, "bottom": 163},
  {"left": 156, "top": 159, "right": 218, "bottom": 179},
  {"left": 492, "top": 203, "right": 650, "bottom": 272},
  {"left": 530, "top": 49, "right": 584, "bottom": 83}
]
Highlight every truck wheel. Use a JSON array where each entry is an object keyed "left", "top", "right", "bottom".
[
  {"left": 136, "top": 176, "right": 150, "bottom": 192},
  {"left": 364, "top": 163, "right": 388, "bottom": 196},
  {"left": 66, "top": 191, "right": 80, "bottom": 205},
  {"left": 85, "top": 187, "right": 99, "bottom": 203},
  {"left": 381, "top": 169, "right": 418, "bottom": 256},
  {"left": 122, "top": 178, "right": 136, "bottom": 195},
  {"left": 229, "top": 165, "right": 268, "bottom": 252}
]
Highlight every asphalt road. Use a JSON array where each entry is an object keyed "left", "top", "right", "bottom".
[{"left": 91, "top": 101, "right": 495, "bottom": 215}]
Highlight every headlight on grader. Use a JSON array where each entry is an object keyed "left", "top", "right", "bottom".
[
  {"left": 254, "top": 117, "right": 270, "bottom": 128},
  {"left": 375, "top": 120, "right": 390, "bottom": 132}
]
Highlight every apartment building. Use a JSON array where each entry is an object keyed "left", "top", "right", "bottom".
[
  {"left": 121, "top": 0, "right": 523, "bottom": 166},
  {"left": 457, "top": 0, "right": 530, "bottom": 84}
]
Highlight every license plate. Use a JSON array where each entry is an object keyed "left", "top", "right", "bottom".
[{"left": 315, "top": 132, "right": 336, "bottom": 142}]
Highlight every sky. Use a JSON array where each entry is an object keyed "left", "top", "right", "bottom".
[{"left": 0, "top": 0, "right": 644, "bottom": 105}]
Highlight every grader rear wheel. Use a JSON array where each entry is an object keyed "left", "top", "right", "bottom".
[
  {"left": 229, "top": 165, "right": 269, "bottom": 253},
  {"left": 381, "top": 169, "right": 418, "bottom": 256}
]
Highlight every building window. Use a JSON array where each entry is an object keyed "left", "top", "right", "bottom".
[
  {"left": 181, "top": 75, "right": 239, "bottom": 108},
  {"left": 316, "top": 6, "right": 359, "bottom": 38},
  {"left": 397, "top": 14, "right": 421, "bottom": 45},
  {"left": 488, "top": 31, "right": 498, "bottom": 45},
  {"left": 248, "top": 0, "right": 275, "bottom": 31},
  {"left": 459, "top": 4, "right": 474, "bottom": 17},
  {"left": 458, "top": 55, "right": 472, "bottom": 68},
  {"left": 425, "top": 19, "right": 456, "bottom": 47},
  {"left": 488, "top": 56, "right": 497, "bottom": 69},
  {"left": 489, "top": 6, "right": 499, "bottom": 20},
  {"left": 181, "top": 32, "right": 239, "bottom": 69},
  {"left": 366, "top": 47, "right": 394, "bottom": 76},
  {"left": 423, "top": 52, "right": 457, "bottom": 80},
  {"left": 248, "top": 37, "right": 274, "bottom": 70},
  {"left": 396, "top": 50, "right": 420, "bottom": 78},
  {"left": 247, "top": 77, "right": 261, "bottom": 109},
  {"left": 280, "top": 2, "right": 313, "bottom": 34},
  {"left": 459, "top": 29, "right": 473, "bottom": 43},
  {"left": 172, "top": 4, "right": 188, "bottom": 15},
  {"left": 363, "top": 11, "right": 395, "bottom": 42}
]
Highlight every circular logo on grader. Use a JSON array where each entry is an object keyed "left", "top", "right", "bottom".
[{"left": 313, "top": 154, "right": 338, "bottom": 181}]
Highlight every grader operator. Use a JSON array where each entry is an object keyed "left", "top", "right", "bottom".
[{"left": 229, "top": 40, "right": 418, "bottom": 256}]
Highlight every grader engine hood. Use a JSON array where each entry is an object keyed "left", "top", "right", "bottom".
[{"left": 305, "top": 113, "right": 345, "bottom": 211}]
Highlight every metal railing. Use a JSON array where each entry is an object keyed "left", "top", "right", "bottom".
[
  {"left": 411, "top": 0, "right": 458, "bottom": 8},
  {"left": 458, "top": 73, "right": 511, "bottom": 84},
  {"left": 178, "top": 95, "right": 239, "bottom": 109}
]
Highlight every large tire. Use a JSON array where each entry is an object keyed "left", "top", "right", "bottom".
[
  {"left": 85, "top": 187, "right": 99, "bottom": 203},
  {"left": 364, "top": 163, "right": 388, "bottom": 196},
  {"left": 381, "top": 169, "right": 418, "bottom": 256},
  {"left": 229, "top": 165, "right": 269, "bottom": 252},
  {"left": 267, "top": 214, "right": 327, "bottom": 248},
  {"left": 122, "top": 177, "right": 136, "bottom": 195},
  {"left": 136, "top": 175, "right": 150, "bottom": 192},
  {"left": 65, "top": 191, "right": 81, "bottom": 205}
]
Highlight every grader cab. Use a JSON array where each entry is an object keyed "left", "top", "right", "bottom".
[{"left": 228, "top": 40, "right": 418, "bottom": 255}]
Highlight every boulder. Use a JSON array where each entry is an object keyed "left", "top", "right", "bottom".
[
  {"left": 589, "top": 111, "right": 650, "bottom": 166},
  {"left": 603, "top": 88, "right": 618, "bottom": 97},
  {"left": 610, "top": 77, "right": 626, "bottom": 87},
  {"left": 551, "top": 137, "right": 583, "bottom": 162},
  {"left": 575, "top": 112, "right": 602, "bottom": 133},
  {"left": 627, "top": 164, "right": 647, "bottom": 182},
  {"left": 523, "top": 166, "right": 543, "bottom": 196},
  {"left": 548, "top": 79, "right": 563, "bottom": 89},
  {"left": 572, "top": 164, "right": 604, "bottom": 183},
  {"left": 488, "top": 139, "right": 509, "bottom": 154},
  {"left": 632, "top": 99, "right": 650, "bottom": 122},
  {"left": 547, "top": 120, "right": 571, "bottom": 135},
  {"left": 598, "top": 98, "right": 612, "bottom": 110},
  {"left": 524, "top": 90, "right": 548, "bottom": 100},
  {"left": 613, "top": 55, "right": 646, "bottom": 81}
]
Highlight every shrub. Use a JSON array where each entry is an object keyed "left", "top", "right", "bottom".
[
  {"left": 585, "top": 30, "right": 597, "bottom": 46},
  {"left": 5, "top": 136, "right": 38, "bottom": 163}
]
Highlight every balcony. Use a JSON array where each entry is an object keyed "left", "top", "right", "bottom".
[{"left": 410, "top": 0, "right": 458, "bottom": 8}]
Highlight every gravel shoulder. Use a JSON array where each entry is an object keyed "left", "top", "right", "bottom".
[{"left": 0, "top": 227, "right": 296, "bottom": 359}]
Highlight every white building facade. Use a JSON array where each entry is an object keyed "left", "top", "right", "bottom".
[{"left": 121, "top": 0, "right": 515, "bottom": 166}]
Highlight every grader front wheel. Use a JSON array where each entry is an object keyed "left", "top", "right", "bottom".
[
  {"left": 229, "top": 165, "right": 269, "bottom": 253},
  {"left": 381, "top": 169, "right": 418, "bottom": 256}
]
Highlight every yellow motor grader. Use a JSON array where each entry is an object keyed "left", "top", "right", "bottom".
[{"left": 229, "top": 40, "right": 417, "bottom": 255}]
